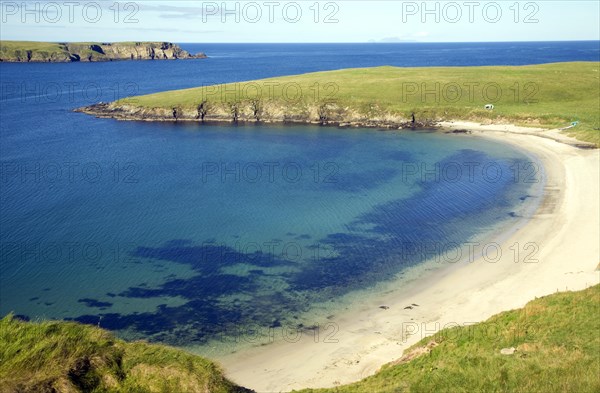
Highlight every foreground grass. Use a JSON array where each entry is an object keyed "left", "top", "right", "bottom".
[
  {"left": 0, "top": 315, "right": 251, "bottom": 393},
  {"left": 2, "top": 286, "right": 598, "bottom": 392},
  {"left": 297, "top": 284, "right": 600, "bottom": 393},
  {"left": 118, "top": 62, "right": 600, "bottom": 145}
]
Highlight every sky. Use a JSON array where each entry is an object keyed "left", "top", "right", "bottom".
[{"left": 1, "top": 0, "right": 599, "bottom": 43}]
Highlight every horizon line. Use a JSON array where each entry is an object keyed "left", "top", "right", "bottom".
[{"left": 2, "top": 39, "right": 599, "bottom": 44}]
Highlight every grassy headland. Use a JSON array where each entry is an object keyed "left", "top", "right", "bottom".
[
  {"left": 2, "top": 285, "right": 598, "bottom": 392},
  {"left": 0, "top": 41, "right": 206, "bottom": 62},
  {"left": 0, "top": 315, "right": 251, "bottom": 392},
  {"left": 80, "top": 62, "right": 599, "bottom": 145}
]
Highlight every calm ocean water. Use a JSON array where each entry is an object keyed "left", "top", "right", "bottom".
[{"left": 0, "top": 42, "right": 596, "bottom": 348}]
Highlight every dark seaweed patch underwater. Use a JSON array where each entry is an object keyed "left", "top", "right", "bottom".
[{"left": 65, "top": 147, "right": 538, "bottom": 347}]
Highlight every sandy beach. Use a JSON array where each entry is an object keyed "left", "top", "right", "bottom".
[{"left": 217, "top": 122, "right": 600, "bottom": 392}]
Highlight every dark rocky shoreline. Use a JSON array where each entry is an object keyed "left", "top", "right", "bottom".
[
  {"left": 75, "top": 102, "right": 439, "bottom": 130},
  {"left": 75, "top": 102, "right": 598, "bottom": 149}
]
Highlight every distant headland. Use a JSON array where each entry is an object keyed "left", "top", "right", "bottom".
[{"left": 0, "top": 41, "right": 207, "bottom": 63}]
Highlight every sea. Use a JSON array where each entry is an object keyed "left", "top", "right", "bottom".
[{"left": 1, "top": 41, "right": 598, "bottom": 353}]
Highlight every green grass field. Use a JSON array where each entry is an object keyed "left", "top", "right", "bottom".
[
  {"left": 296, "top": 284, "right": 600, "bottom": 393},
  {"left": 0, "top": 41, "right": 67, "bottom": 52},
  {"left": 118, "top": 62, "right": 600, "bottom": 145},
  {"left": 0, "top": 315, "right": 250, "bottom": 393}
]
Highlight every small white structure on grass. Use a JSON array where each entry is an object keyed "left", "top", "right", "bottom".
[{"left": 485, "top": 104, "right": 494, "bottom": 110}]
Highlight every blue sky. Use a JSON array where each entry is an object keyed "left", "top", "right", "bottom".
[{"left": 1, "top": 1, "right": 599, "bottom": 43}]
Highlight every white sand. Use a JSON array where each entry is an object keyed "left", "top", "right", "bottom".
[{"left": 219, "top": 122, "right": 600, "bottom": 392}]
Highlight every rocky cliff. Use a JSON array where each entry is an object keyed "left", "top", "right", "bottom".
[{"left": 0, "top": 41, "right": 207, "bottom": 63}]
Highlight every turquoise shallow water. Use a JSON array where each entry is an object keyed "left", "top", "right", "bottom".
[{"left": 1, "top": 120, "right": 542, "bottom": 347}]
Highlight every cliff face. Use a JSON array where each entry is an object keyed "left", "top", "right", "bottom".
[{"left": 0, "top": 41, "right": 207, "bottom": 63}]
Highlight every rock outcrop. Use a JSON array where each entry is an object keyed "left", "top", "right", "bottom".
[
  {"left": 0, "top": 41, "right": 207, "bottom": 63},
  {"left": 76, "top": 102, "right": 438, "bottom": 130}
]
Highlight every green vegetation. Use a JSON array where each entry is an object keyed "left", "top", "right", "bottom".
[
  {"left": 117, "top": 62, "right": 600, "bottom": 145},
  {"left": 296, "top": 284, "right": 600, "bottom": 393},
  {"left": 0, "top": 41, "right": 71, "bottom": 62},
  {"left": 2, "top": 286, "right": 598, "bottom": 392},
  {"left": 0, "top": 40, "right": 66, "bottom": 52},
  {"left": 0, "top": 315, "right": 251, "bottom": 393}
]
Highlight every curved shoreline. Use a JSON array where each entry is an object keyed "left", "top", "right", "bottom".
[
  {"left": 211, "top": 124, "right": 599, "bottom": 392},
  {"left": 77, "top": 97, "right": 599, "bottom": 389}
]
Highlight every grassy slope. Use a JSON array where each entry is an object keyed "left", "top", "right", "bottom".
[
  {"left": 2, "top": 287, "right": 598, "bottom": 393},
  {"left": 0, "top": 315, "right": 251, "bottom": 393},
  {"left": 0, "top": 41, "right": 67, "bottom": 52},
  {"left": 118, "top": 62, "right": 600, "bottom": 145},
  {"left": 296, "top": 284, "right": 600, "bottom": 393}
]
